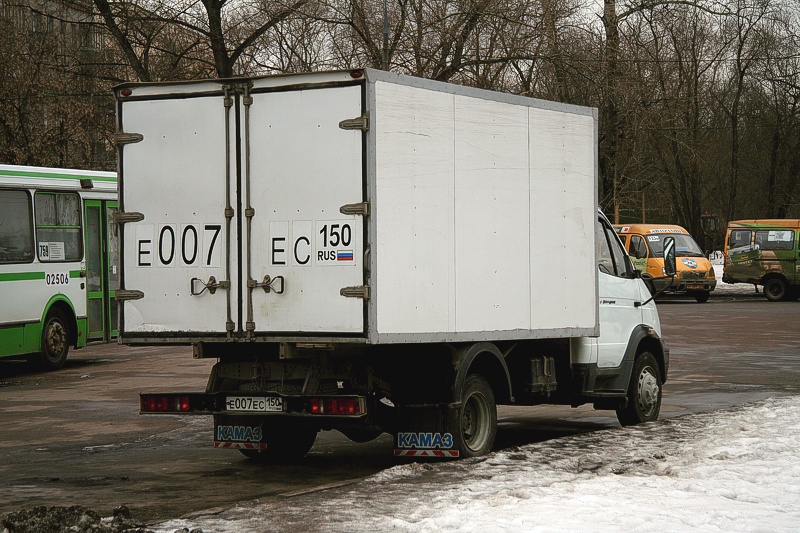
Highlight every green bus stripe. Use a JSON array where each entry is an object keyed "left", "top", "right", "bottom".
[
  {"left": 37, "top": 225, "right": 81, "bottom": 229},
  {"left": 0, "top": 272, "right": 46, "bottom": 282},
  {"left": 0, "top": 169, "right": 116, "bottom": 183},
  {"left": 0, "top": 271, "right": 83, "bottom": 281}
]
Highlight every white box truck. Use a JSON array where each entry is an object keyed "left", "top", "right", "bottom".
[{"left": 114, "top": 69, "right": 670, "bottom": 459}]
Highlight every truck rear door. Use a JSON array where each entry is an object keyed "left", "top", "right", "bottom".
[
  {"left": 119, "top": 88, "right": 236, "bottom": 337},
  {"left": 117, "top": 77, "right": 366, "bottom": 341},
  {"left": 244, "top": 82, "right": 365, "bottom": 334}
]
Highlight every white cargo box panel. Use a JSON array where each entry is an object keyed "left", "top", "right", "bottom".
[{"left": 115, "top": 70, "right": 597, "bottom": 344}]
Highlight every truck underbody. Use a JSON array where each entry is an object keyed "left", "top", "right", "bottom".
[{"left": 142, "top": 334, "right": 668, "bottom": 459}]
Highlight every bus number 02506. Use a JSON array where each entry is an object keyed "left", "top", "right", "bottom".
[{"left": 45, "top": 273, "right": 69, "bottom": 285}]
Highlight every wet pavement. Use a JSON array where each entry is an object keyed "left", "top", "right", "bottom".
[{"left": 1, "top": 290, "right": 798, "bottom": 525}]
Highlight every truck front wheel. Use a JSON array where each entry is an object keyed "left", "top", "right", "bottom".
[
  {"left": 616, "top": 352, "right": 662, "bottom": 427},
  {"left": 453, "top": 374, "right": 497, "bottom": 457}
]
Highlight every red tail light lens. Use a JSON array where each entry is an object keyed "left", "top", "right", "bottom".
[
  {"left": 141, "top": 394, "right": 191, "bottom": 413},
  {"left": 308, "top": 397, "right": 364, "bottom": 415}
]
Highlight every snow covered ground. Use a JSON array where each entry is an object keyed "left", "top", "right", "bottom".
[
  {"left": 156, "top": 395, "right": 800, "bottom": 533},
  {"left": 155, "top": 260, "right": 793, "bottom": 533}
]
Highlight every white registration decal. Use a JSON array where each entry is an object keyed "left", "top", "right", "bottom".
[{"left": 226, "top": 396, "right": 283, "bottom": 412}]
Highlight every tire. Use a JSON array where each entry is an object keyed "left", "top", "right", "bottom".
[
  {"left": 240, "top": 425, "right": 318, "bottom": 462},
  {"left": 616, "top": 352, "right": 662, "bottom": 427},
  {"left": 763, "top": 278, "right": 788, "bottom": 301},
  {"left": 38, "top": 308, "right": 70, "bottom": 370},
  {"left": 452, "top": 374, "right": 497, "bottom": 458},
  {"left": 692, "top": 291, "right": 710, "bottom": 303},
  {"left": 787, "top": 287, "right": 800, "bottom": 302}
]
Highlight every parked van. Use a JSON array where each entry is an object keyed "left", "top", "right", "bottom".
[
  {"left": 723, "top": 219, "right": 800, "bottom": 301},
  {"left": 615, "top": 224, "right": 716, "bottom": 302}
]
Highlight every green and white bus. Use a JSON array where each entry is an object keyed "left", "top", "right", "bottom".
[{"left": 0, "top": 164, "right": 118, "bottom": 370}]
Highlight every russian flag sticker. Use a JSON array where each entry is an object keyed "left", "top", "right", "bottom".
[{"left": 337, "top": 250, "right": 354, "bottom": 261}]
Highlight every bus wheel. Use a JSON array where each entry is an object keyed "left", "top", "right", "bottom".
[
  {"left": 452, "top": 374, "right": 497, "bottom": 458},
  {"left": 692, "top": 291, "right": 710, "bottom": 303},
  {"left": 763, "top": 278, "right": 788, "bottom": 301},
  {"left": 39, "top": 308, "right": 70, "bottom": 370},
  {"left": 616, "top": 352, "right": 662, "bottom": 426}
]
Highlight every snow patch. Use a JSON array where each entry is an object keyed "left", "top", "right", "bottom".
[{"left": 156, "top": 396, "right": 800, "bottom": 533}]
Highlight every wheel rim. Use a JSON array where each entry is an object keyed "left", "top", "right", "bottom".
[
  {"left": 462, "top": 391, "right": 491, "bottom": 452},
  {"left": 766, "top": 281, "right": 784, "bottom": 300},
  {"left": 45, "top": 320, "right": 67, "bottom": 359},
  {"left": 637, "top": 367, "right": 660, "bottom": 418}
]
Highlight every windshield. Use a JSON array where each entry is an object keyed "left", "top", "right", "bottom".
[{"left": 647, "top": 233, "right": 704, "bottom": 258}]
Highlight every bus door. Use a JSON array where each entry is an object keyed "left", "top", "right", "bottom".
[{"left": 85, "top": 199, "right": 119, "bottom": 342}]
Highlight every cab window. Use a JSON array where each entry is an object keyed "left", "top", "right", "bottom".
[
  {"left": 729, "top": 229, "right": 751, "bottom": 249},
  {"left": 598, "top": 218, "right": 632, "bottom": 277}
]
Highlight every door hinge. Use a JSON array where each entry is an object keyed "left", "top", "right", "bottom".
[
  {"left": 340, "top": 285, "right": 370, "bottom": 299},
  {"left": 117, "top": 289, "right": 144, "bottom": 301},
  {"left": 340, "top": 202, "right": 370, "bottom": 216},
  {"left": 339, "top": 113, "right": 369, "bottom": 131},
  {"left": 112, "top": 211, "right": 144, "bottom": 225},
  {"left": 113, "top": 132, "right": 144, "bottom": 146}
]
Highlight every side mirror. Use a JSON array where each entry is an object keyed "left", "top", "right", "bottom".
[{"left": 663, "top": 236, "right": 677, "bottom": 277}]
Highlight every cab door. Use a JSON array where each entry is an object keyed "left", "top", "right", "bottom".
[{"left": 597, "top": 217, "right": 646, "bottom": 368}]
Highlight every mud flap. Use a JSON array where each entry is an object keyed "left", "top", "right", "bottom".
[
  {"left": 394, "top": 404, "right": 460, "bottom": 458},
  {"left": 213, "top": 414, "right": 267, "bottom": 451}
]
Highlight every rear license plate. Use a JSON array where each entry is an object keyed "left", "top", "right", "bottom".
[
  {"left": 226, "top": 396, "right": 283, "bottom": 412},
  {"left": 687, "top": 284, "right": 702, "bottom": 289}
]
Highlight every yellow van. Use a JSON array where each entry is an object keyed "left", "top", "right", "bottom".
[{"left": 614, "top": 224, "right": 716, "bottom": 302}]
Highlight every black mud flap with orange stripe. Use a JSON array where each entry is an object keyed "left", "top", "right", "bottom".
[
  {"left": 213, "top": 414, "right": 267, "bottom": 451},
  {"left": 394, "top": 404, "right": 460, "bottom": 458}
]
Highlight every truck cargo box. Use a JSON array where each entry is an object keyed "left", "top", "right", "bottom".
[{"left": 115, "top": 69, "right": 598, "bottom": 344}]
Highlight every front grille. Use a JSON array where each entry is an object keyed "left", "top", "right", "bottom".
[{"left": 681, "top": 270, "right": 707, "bottom": 279}]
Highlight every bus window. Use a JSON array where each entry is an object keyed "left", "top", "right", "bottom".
[
  {"left": 630, "top": 235, "right": 648, "bottom": 259},
  {"left": 35, "top": 192, "right": 82, "bottom": 261},
  {"left": 0, "top": 190, "right": 34, "bottom": 263},
  {"left": 729, "top": 229, "right": 751, "bottom": 249},
  {"left": 756, "top": 230, "right": 794, "bottom": 251}
]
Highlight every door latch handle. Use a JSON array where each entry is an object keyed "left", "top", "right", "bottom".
[
  {"left": 190, "top": 276, "right": 230, "bottom": 296},
  {"left": 248, "top": 275, "right": 285, "bottom": 294}
]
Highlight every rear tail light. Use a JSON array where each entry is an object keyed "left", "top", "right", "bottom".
[
  {"left": 308, "top": 397, "right": 365, "bottom": 415},
  {"left": 141, "top": 394, "right": 191, "bottom": 413}
]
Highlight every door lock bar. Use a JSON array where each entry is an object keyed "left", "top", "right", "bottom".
[
  {"left": 190, "top": 276, "right": 230, "bottom": 296},
  {"left": 248, "top": 275, "right": 285, "bottom": 294}
]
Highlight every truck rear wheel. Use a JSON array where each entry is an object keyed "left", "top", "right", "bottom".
[
  {"left": 37, "top": 308, "right": 70, "bottom": 371},
  {"left": 452, "top": 374, "right": 496, "bottom": 457},
  {"left": 616, "top": 352, "right": 662, "bottom": 427},
  {"left": 240, "top": 425, "right": 318, "bottom": 462},
  {"left": 763, "top": 278, "right": 788, "bottom": 301}
]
